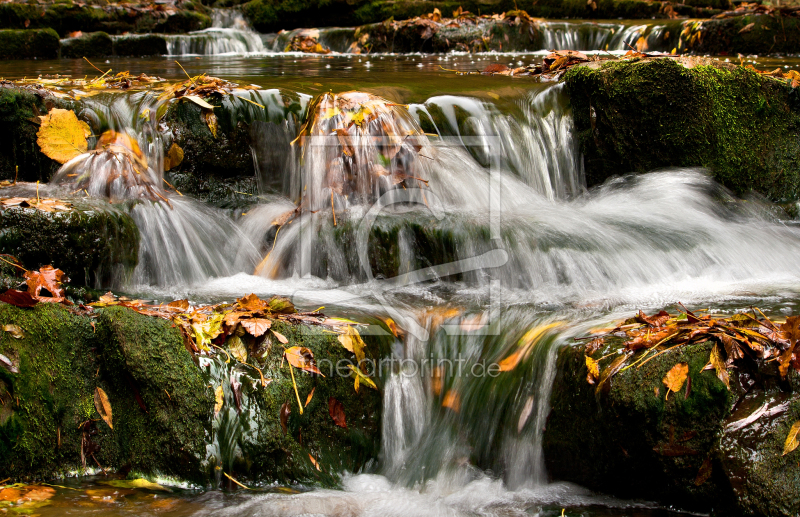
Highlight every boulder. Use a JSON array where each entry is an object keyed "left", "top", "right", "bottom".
[
  {"left": 60, "top": 31, "right": 113, "bottom": 59},
  {"left": 543, "top": 334, "right": 800, "bottom": 516},
  {"left": 0, "top": 28, "right": 59, "bottom": 60},
  {"left": 112, "top": 34, "right": 168, "bottom": 56},
  {"left": 564, "top": 57, "right": 800, "bottom": 203}
]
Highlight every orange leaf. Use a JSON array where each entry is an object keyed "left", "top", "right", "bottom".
[
  {"left": 284, "top": 346, "right": 323, "bottom": 376},
  {"left": 94, "top": 386, "right": 113, "bottom": 429},
  {"left": 237, "top": 293, "right": 269, "bottom": 312},
  {"left": 309, "top": 453, "right": 321, "bottom": 471},
  {"left": 241, "top": 318, "right": 271, "bottom": 337},
  {"left": 663, "top": 362, "right": 689, "bottom": 400},
  {"left": 272, "top": 329, "right": 289, "bottom": 344},
  {"left": 24, "top": 265, "right": 67, "bottom": 301},
  {"left": 442, "top": 390, "right": 461, "bottom": 412},
  {"left": 328, "top": 397, "right": 347, "bottom": 428},
  {"left": 305, "top": 387, "right": 315, "bottom": 407}
]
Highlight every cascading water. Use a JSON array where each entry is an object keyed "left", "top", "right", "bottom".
[
  {"left": 539, "top": 21, "right": 677, "bottom": 52},
  {"left": 164, "top": 8, "right": 266, "bottom": 55}
]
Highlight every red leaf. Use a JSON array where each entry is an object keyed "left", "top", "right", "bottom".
[
  {"left": 0, "top": 289, "right": 38, "bottom": 308},
  {"left": 328, "top": 397, "right": 347, "bottom": 428}
]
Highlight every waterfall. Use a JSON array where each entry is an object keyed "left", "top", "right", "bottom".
[
  {"left": 164, "top": 8, "right": 266, "bottom": 56},
  {"left": 538, "top": 22, "right": 676, "bottom": 52}
]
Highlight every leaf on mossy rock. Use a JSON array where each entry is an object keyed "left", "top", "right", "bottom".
[
  {"left": 694, "top": 457, "right": 712, "bottom": 486},
  {"left": 0, "top": 289, "right": 38, "bottom": 308},
  {"left": 36, "top": 108, "right": 91, "bottom": 164},
  {"left": 284, "top": 346, "right": 323, "bottom": 375},
  {"left": 3, "top": 324, "right": 23, "bottom": 339},
  {"left": 228, "top": 335, "right": 247, "bottom": 363},
  {"left": 94, "top": 387, "right": 113, "bottom": 429},
  {"left": 338, "top": 326, "right": 366, "bottom": 364},
  {"left": 214, "top": 385, "right": 224, "bottom": 416},
  {"left": 241, "top": 318, "right": 271, "bottom": 338},
  {"left": 663, "top": 362, "right": 689, "bottom": 400},
  {"left": 783, "top": 420, "right": 800, "bottom": 456},
  {"left": 164, "top": 142, "right": 184, "bottom": 171},
  {"left": 328, "top": 397, "right": 347, "bottom": 428},
  {"left": 585, "top": 355, "right": 599, "bottom": 384},
  {"left": 24, "top": 265, "right": 67, "bottom": 301}
]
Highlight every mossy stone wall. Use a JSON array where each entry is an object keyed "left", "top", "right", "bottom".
[
  {"left": 564, "top": 57, "right": 800, "bottom": 202},
  {"left": 0, "top": 28, "right": 59, "bottom": 60},
  {"left": 60, "top": 31, "right": 113, "bottom": 58}
]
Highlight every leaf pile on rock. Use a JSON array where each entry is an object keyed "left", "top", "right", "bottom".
[
  {"left": 0, "top": 197, "right": 72, "bottom": 213},
  {"left": 712, "top": 1, "right": 800, "bottom": 19},
  {"left": 284, "top": 29, "right": 331, "bottom": 54},
  {"left": 582, "top": 307, "right": 800, "bottom": 394}
]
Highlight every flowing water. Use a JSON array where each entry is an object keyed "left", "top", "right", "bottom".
[{"left": 4, "top": 37, "right": 800, "bottom": 516}]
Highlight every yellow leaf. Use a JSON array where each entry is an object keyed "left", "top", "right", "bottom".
[
  {"left": 338, "top": 326, "right": 366, "bottom": 365},
  {"left": 709, "top": 344, "right": 729, "bottom": 389},
  {"left": 183, "top": 95, "right": 215, "bottom": 109},
  {"left": 585, "top": 355, "right": 599, "bottom": 384},
  {"left": 191, "top": 312, "right": 224, "bottom": 351},
  {"left": 103, "top": 478, "right": 170, "bottom": 492},
  {"left": 498, "top": 322, "right": 562, "bottom": 372},
  {"left": 94, "top": 387, "right": 113, "bottom": 429},
  {"left": 3, "top": 324, "right": 23, "bottom": 339},
  {"left": 663, "top": 362, "right": 689, "bottom": 400},
  {"left": 783, "top": 420, "right": 800, "bottom": 456},
  {"left": 442, "top": 390, "right": 460, "bottom": 412},
  {"left": 214, "top": 385, "right": 224, "bottom": 416},
  {"left": 164, "top": 142, "right": 184, "bottom": 171},
  {"left": 308, "top": 453, "right": 321, "bottom": 471},
  {"left": 305, "top": 387, "right": 315, "bottom": 407},
  {"left": 203, "top": 110, "right": 219, "bottom": 138},
  {"left": 348, "top": 364, "right": 376, "bottom": 392},
  {"left": 228, "top": 335, "right": 247, "bottom": 363},
  {"left": 36, "top": 108, "right": 90, "bottom": 164}
]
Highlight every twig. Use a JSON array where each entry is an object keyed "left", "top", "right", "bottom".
[
  {"left": 331, "top": 191, "right": 337, "bottom": 226},
  {"left": 83, "top": 56, "right": 104, "bottom": 75},
  {"left": 223, "top": 471, "right": 251, "bottom": 489},
  {"left": 91, "top": 453, "right": 107, "bottom": 475},
  {"left": 0, "top": 255, "right": 26, "bottom": 272},
  {"left": 174, "top": 60, "right": 196, "bottom": 87},
  {"left": 162, "top": 178, "right": 183, "bottom": 196},
  {"left": 288, "top": 361, "right": 304, "bottom": 415},
  {"left": 637, "top": 341, "right": 687, "bottom": 369}
]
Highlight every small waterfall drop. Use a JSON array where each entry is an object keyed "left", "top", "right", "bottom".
[{"left": 165, "top": 8, "right": 266, "bottom": 56}]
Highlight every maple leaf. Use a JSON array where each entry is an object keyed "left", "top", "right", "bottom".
[
  {"left": 36, "top": 108, "right": 91, "bottom": 164},
  {"left": 663, "top": 362, "right": 689, "bottom": 400},
  {"left": 24, "top": 265, "right": 67, "bottom": 301}
]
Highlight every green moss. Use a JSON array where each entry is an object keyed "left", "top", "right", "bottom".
[
  {"left": 564, "top": 58, "right": 800, "bottom": 202},
  {"left": 60, "top": 31, "right": 112, "bottom": 58},
  {"left": 0, "top": 28, "right": 58, "bottom": 59},
  {"left": 0, "top": 199, "right": 140, "bottom": 287},
  {"left": 112, "top": 34, "right": 167, "bottom": 56},
  {"left": 683, "top": 14, "right": 800, "bottom": 56}
]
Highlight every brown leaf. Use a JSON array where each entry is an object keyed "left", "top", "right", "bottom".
[
  {"left": 168, "top": 299, "right": 189, "bottom": 310},
  {"left": 783, "top": 420, "right": 800, "bottom": 456},
  {"left": 94, "top": 387, "right": 113, "bottom": 429},
  {"left": 584, "top": 337, "right": 604, "bottom": 355},
  {"left": 309, "top": 453, "right": 321, "bottom": 471},
  {"left": 272, "top": 329, "right": 289, "bottom": 344},
  {"left": 694, "top": 457, "right": 713, "bottom": 485},
  {"left": 779, "top": 344, "right": 796, "bottom": 377},
  {"left": 241, "top": 318, "right": 271, "bottom": 337},
  {"left": 24, "top": 265, "right": 67, "bottom": 301},
  {"left": 663, "top": 362, "right": 689, "bottom": 400},
  {"left": 0, "top": 488, "right": 22, "bottom": 502},
  {"left": 483, "top": 63, "right": 509, "bottom": 74},
  {"left": 3, "top": 288, "right": 44, "bottom": 307},
  {"left": 284, "top": 346, "right": 323, "bottom": 375},
  {"left": 3, "top": 324, "right": 23, "bottom": 338},
  {"left": 780, "top": 316, "right": 800, "bottom": 346},
  {"left": 708, "top": 344, "right": 730, "bottom": 389},
  {"left": 280, "top": 401, "right": 290, "bottom": 435},
  {"left": 36, "top": 108, "right": 91, "bottom": 164},
  {"left": 328, "top": 397, "right": 347, "bottom": 428},
  {"left": 595, "top": 352, "right": 631, "bottom": 394},
  {"left": 739, "top": 22, "right": 755, "bottom": 33},
  {"left": 636, "top": 310, "right": 670, "bottom": 328},
  {"left": 203, "top": 110, "right": 219, "bottom": 138},
  {"left": 238, "top": 293, "right": 269, "bottom": 312},
  {"left": 21, "top": 485, "right": 55, "bottom": 502}
]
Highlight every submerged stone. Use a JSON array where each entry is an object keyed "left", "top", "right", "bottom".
[
  {"left": 543, "top": 336, "right": 800, "bottom": 516},
  {"left": 0, "top": 28, "right": 59, "bottom": 60},
  {"left": 564, "top": 57, "right": 800, "bottom": 203}
]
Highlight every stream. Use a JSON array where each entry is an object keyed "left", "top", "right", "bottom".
[{"left": 3, "top": 14, "right": 800, "bottom": 516}]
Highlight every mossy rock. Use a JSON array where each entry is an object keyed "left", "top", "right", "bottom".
[
  {"left": 60, "top": 31, "right": 113, "bottom": 58},
  {"left": 0, "top": 85, "right": 81, "bottom": 183},
  {"left": 681, "top": 15, "right": 800, "bottom": 56},
  {"left": 112, "top": 34, "right": 168, "bottom": 56},
  {"left": 0, "top": 28, "right": 59, "bottom": 60},
  {"left": 564, "top": 57, "right": 800, "bottom": 202},
  {"left": 0, "top": 197, "right": 139, "bottom": 288},
  {"left": 0, "top": 302, "right": 391, "bottom": 483},
  {"left": 543, "top": 334, "right": 800, "bottom": 516}
]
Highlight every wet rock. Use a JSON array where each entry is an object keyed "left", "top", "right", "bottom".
[
  {"left": 0, "top": 1, "right": 211, "bottom": 37},
  {"left": 0, "top": 302, "right": 390, "bottom": 484},
  {"left": 543, "top": 336, "right": 800, "bottom": 516},
  {"left": 60, "top": 31, "right": 113, "bottom": 59},
  {"left": 680, "top": 14, "right": 800, "bottom": 55},
  {"left": 0, "top": 85, "right": 81, "bottom": 183},
  {"left": 564, "top": 57, "right": 800, "bottom": 202},
  {"left": 0, "top": 195, "right": 140, "bottom": 287},
  {"left": 0, "top": 28, "right": 59, "bottom": 60},
  {"left": 112, "top": 34, "right": 168, "bottom": 56}
]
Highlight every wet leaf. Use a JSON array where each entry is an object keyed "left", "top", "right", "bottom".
[
  {"left": 231, "top": 376, "right": 242, "bottom": 413},
  {"left": 636, "top": 310, "right": 670, "bottom": 328},
  {"left": 780, "top": 316, "right": 800, "bottom": 346},
  {"left": 783, "top": 421, "right": 800, "bottom": 456},
  {"left": 24, "top": 265, "right": 67, "bottom": 301},
  {"left": 305, "top": 387, "right": 315, "bottom": 407},
  {"left": 595, "top": 352, "right": 631, "bottom": 394},
  {"left": 103, "top": 478, "right": 170, "bottom": 492},
  {"left": 498, "top": 322, "right": 561, "bottom": 371},
  {"left": 663, "top": 363, "right": 689, "bottom": 400},
  {"left": 3, "top": 324, "right": 23, "bottom": 338},
  {"left": 585, "top": 355, "right": 599, "bottom": 384},
  {"left": 348, "top": 364, "right": 376, "bottom": 392},
  {"left": 707, "top": 344, "right": 729, "bottom": 389},
  {"left": 163, "top": 142, "right": 184, "bottom": 171},
  {"left": 214, "top": 385, "right": 224, "bottom": 416},
  {"left": 0, "top": 353, "right": 19, "bottom": 374},
  {"left": 21, "top": 485, "right": 55, "bottom": 502},
  {"left": 0, "top": 289, "right": 38, "bottom": 308},
  {"left": 284, "top": 346, "right": 323, "bottom": 375},
  {"left": 328, "top": 397, "right": 347, "bottom": 428},
  {"left": 36, "top": 108, "right": 91, "bottom": 164},
  {"left": 94, "top": 387, "right": 113, "bottom": 429},
  {"left": 272, "top": 330, "right": 289, "bottom": 344},
  {"left": 168, "top": 299, "right": 189, "bottom": 310},
  {"left": 442, "top": 390, "right": 461, "bottom": 412},
  {"left": 280, "top": 401, "right": 290, "bottom": 435},
  {"left": 191, "top": 312, "right": 225, "bottom": 351},
  {"left": 694, "top": 457, "right": 712, "bottom": 485},
  {"left": 779, "top": 344, "right": 796, "bottom": 377},
  {"left": 268, "top": 296, "right": 297, "bottom": 314},
  {"left": 184, "top": 95, "right": 215, "bottom": 110},
  {"left": 203, "top": 110, "right": 219, "bottom": 138},
  {"left": 241, "top": 318, "right": 271, "bottom": 338},
  {"left": 518, "top": 395, "right": 534, "bottom": 434},
  {"left": 0, "top": 487, "right": 22, "bottom": 502},
  {"left": 308, "top": 453, "right": 321, "bottom": 471},
  {"left": 238, "top": 293, "right": 269, "bottom": 312},
  {"left": 739, "top": 22, "right": 755, "bottom": 33},
  {"left": 338, "top": 326, "right": 366, "bottom": 365},
  {"left": 228, "top": 335, "right": 247, "bottom": 363}
]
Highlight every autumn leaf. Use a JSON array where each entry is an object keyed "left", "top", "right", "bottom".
[
  {"left": 280, "top": 401, "right": 290, "bottom": 435},
  {"left": 36, "top": 108, "right": 91, "bottom": 164},
  {"left": 203, "top": 110, "right": 219, "bottom": 138},
  {"left": 595, "top": 352, "right": 631, "bottom": 395},
  {"left": 308, "top": 453, "right": 321, "bottom": 471},
  {"left": 268, "top": 296, "right": 297, "bottom": 314},
  {"left": 0, "top": 289, "right": 38, "bottom": 307},
  {"left": 338, "top": 326, "right": 366, "bottom": 365},
  {"left": 284, "top": 346, "right": 323, "bottom": 375},
  {"left": 24, "top": 265, "right": 67, "bottom": 301},
  {"left": 348, "top": 364, "right": 376, "bottom": 392},
  {"left": 706, "top": 344, "right": 730, "bottom": 389},
  {"left": 103, "top": 478, "right": 170, "bottom": 492},
  {"left": 94, "top": 387, "right": 113, "bottom": 429},
  {"left": 305, "top": 387, "right": 315, "bottom": 407},
  {"left": 164, "top": 142, "right": 184, "bottom": 171},
  {"left": 663, "top": 363, "right": 689, "bottom": 400},
  {"left": 272, "top": 329, "right": 289, "bottom": 344},
  {"left": 442, "top": 390, "right": 461, "bottom": 412},
  {"left": 241, "top": 318, "right": 271, "bottom": 337},
  {"left": 585, "top": 355, "right": 600, "bottom": 384},
  {"left": 3, "top": 324, "right": 23, "bottom": 338},
  {"left": 238, "top": 293, "right": 269, "bottom": 312},
  {"left": 694, "top": 457, "right": 712, "bottom": 486},
  {"left": 214, "top": 385, "right": 224, "bottom": 416},
  {"left": 783, "top": 420, "right": 800, "bottom": 456},
  {"left": 190, "top": 312, "right": 225, "bottom": 351},
  {"left": 228, "top": 335, "right": 247, "bottom": 363},
  {"left": 329, "top": 397, "right": 347, "bottom": 428},
  {"left": 184, "top": 95, "right": 215, "bottom": 110},
  {"left": 498, "top": 322, "right": 561, "bottom": 372}
]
